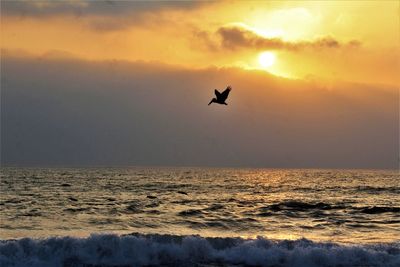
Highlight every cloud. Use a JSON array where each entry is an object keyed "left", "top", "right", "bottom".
[
  {"left": 1, "top": 0, "right": 202, "bottom": 18},
  {"left": 1, "top": 0, "right": 207, "bottom": 31},
  {"left": 215, "top": 25, "right": 361, "bottom": 51},
  {"left": 1, "top": 54, "right": 397, "bottom": 168}
]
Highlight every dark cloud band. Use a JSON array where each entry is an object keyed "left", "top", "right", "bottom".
[{"left": 1, "top": 54, "right": 397, "bottom": 168}]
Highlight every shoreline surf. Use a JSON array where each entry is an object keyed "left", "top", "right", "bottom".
[{"left": 1, "top": 233, "right": 399, "bottom": 267}]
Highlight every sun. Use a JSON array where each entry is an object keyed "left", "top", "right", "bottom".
[{"left": 258, "top": 51, "right": 276, "bottom": 68}]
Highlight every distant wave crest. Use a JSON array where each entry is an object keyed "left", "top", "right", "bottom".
[{"left": 1, "top": 234, "right": 399, "bottom": 267}]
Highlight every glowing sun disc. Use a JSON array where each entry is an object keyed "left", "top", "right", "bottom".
[{"left": 259, "top": 52, "right": 276, "bottom": 68}]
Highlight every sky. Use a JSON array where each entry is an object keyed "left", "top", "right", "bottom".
[{"left": 1, "top": 0, "right": 399, "bottom": 169}]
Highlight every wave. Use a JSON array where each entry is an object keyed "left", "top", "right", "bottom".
[
  {"left": 258, "top": 201, "right": 400, "bottom": 214},
  {"left": 1, "top": 233, "right": 399, "bottom": 267},
  {"left": 358, "top": 206, "right": 400, "bottom": 214},
  {"left": 263, "top": 201, "right": 342, "bottom": 211}
]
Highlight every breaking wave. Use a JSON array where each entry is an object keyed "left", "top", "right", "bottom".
[{"left": 1, "top": 233, "right": 399, "bottom": 267}]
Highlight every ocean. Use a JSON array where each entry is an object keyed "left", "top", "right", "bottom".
[{"left": 0, "top": 167, "right": 399, "bottom": 266}]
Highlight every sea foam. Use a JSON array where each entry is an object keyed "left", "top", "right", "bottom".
[{"left": 1, "top": 234, "right": 399, "bottom": 267}]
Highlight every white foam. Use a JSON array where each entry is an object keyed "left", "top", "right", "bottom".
[{"left": 1, "top": 234, "right": 399, "bottom": 267}]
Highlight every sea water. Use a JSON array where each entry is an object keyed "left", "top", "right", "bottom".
[{"left": 1, "top": 167, "right": 399, "bottom": 266}]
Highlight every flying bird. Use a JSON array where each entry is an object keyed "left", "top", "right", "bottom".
[{"left": 208, "top": 86, "right": 231, "bottom": 105}]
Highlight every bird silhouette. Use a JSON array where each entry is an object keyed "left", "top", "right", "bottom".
[{"left": 208, "top": 86, "right": 231, "bottom": 105}]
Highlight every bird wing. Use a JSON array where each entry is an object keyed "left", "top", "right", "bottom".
[
  {"left": 220, "top": 86, "right": 231, "bottom": 100},
  {"left": 214, "top": 89, "right": 221, "bottom": 98}
]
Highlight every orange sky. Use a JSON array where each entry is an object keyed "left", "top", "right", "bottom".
[{"left": 1, "top": 0, "right": 399, "bottom": 85}]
